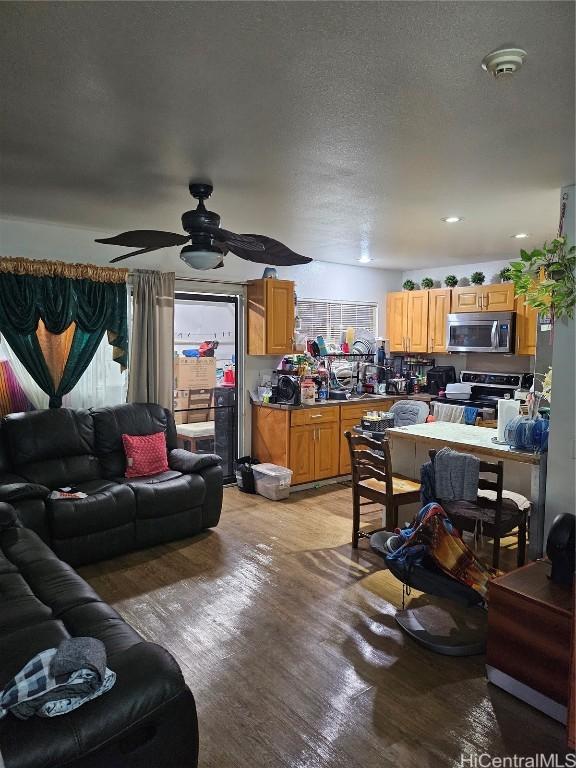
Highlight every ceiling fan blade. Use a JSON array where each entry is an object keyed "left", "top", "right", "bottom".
[
  {"left": 96, "top": 230, "right": 190, "bottom": 249},
  {"left": 206, "top": 227, "right": 265, "bottom": 253},
  {"left": 227, "top": 234, "right": 312, "bottom": 266},
  {"left": 109, "top": 246, "right": 164, "bottom": 263}
]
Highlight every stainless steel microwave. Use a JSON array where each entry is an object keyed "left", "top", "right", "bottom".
[{"left": 446, "top": 312, "right": 515, "bottom": 353}]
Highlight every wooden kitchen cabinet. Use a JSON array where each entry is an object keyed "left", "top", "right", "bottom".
[
  {"left": 386, "top": 291, "right": 408, "bottom": 352},
  {"left": 451, "top": 283, "right": 514, "bottom": 313},
  {"left": 515, "top": 296, "right": 538, "bottom": 356},
  {"left": 386, "top": 290, "right": 428, "bottom": 352},
  {"left": 427, "top": 288, "right": 450, "bottom": 353},
  {"left": 247, "top": 279, "right": 295, "bottom": 355},
  {"left": 406, "top": 290, "right": 429, "bottom": 352},
  {"left": 253, "top": 399, "right": 424, "bottom": 484},
  {"left": 451, "top": 285, "right": 483, "bottom": 312},
  {"left": 484, "top": 282, "right": 515, "bottom": 311},
  {"left": 289, "top": 411, "right": 339, "bottom": 484},
  {"left": 289, "top": 425, "right": 316, "bottom": 484}
]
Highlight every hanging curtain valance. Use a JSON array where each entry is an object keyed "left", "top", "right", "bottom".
[
  {"left": 0, "top": 258, "right": 129, "bottom": 408},
  {"left": 0, "top": 257, "right": 128, "bottom": 284}
]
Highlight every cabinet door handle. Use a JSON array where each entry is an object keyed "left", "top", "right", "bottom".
[
  {"left": 477, "top": 294, "right": 482, "bottom": 309},
  {"left": 311, "top": 414, "right": 323, "bottom": 419},
  {"left": 516, "top": 334, "right": 520, "bottom": 353}
]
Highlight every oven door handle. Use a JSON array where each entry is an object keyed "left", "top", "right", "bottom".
[{"left": 491, "top": 321, "right": 499, "bottom": 350}]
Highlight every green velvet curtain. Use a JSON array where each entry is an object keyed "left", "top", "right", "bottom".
[{"left": 0, "top": 273, "right": 128, "bottom": 408}]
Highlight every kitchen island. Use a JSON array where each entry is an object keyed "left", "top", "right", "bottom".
[{"left": 386, "top": 422, "right": 547, "bottom": 558}]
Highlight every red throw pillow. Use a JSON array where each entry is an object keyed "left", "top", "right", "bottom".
[{"left": 121, "top": 432, "right": 169, "bottom": 478}]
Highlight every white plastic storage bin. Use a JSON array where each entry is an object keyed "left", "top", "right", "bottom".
[{"left": 252, "top": 463, "right": 293, "bottom": 501}]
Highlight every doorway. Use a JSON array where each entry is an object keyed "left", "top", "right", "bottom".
[{"left": 173, "top": 293, "right": 239, "bottom": 483}]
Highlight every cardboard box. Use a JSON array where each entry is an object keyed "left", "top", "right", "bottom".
[{"left": 174, "top": 358, "right": 216, "bottom": 390}]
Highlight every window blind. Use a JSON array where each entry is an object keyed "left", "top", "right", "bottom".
[{"left": 297, "top": 299, "right": 377, "bottom": 343}]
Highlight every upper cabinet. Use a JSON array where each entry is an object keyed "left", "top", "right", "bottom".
[
  {"left": 515, "top": 296, "right": 538, "bottom": 356},
  {"left": 386, "top": 291, "right": 408, "bottom": 352},
  {"left": 386, "top": 283, "right": 533, "bottom": 356},
  {"left": 427, "top": 288, "right": 451, "bottom": 354},
  {"left": 386, "top": 290, "right": 430, "bottom": 353},
  {"left": 247, "top": 279, "right": 295, "bottom": 355},
  {"left": 406, "top": 290, "right": 429, "bottom": 353},
  {"left": 451, "top": 283, "right": 515, "bottom": 313}
]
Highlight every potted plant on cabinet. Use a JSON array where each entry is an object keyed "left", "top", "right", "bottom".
[
  {"left": 421, "top": 277, "right": 434, "bottom": 289},
  {"left": 470, "top": 271, "right": 486, "bottom": 285},
  {"left": 499, "top": 267, "right": 512, "bottom": 283},
  {"left": 403, "top": 279, "right": 416, "bottom": 291},
  {"left": 444, "top": 275, "right": 458, "bottom": 288}
]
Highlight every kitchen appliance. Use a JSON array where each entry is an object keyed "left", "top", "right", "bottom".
[
  {"left": 426, "top": 365, "right": 457, "bottom": 395},
  {"left": 445, "top": 383, "right": 473, "bottom": 400},
  {"left": 274, "top": 373, "right": 301, "bottom": 405},
  {"left": 446, "top": 312, "right": 515, "bottom": 353},
  {"left": 431, "top": 370, "right": 533, "bottom": 414}
]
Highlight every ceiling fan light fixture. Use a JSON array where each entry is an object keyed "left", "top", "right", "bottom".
[{"left": 180, "top": 245, "right": 223, "bottom": 270}]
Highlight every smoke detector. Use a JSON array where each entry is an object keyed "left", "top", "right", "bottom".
[{"left": 482, "top": 47, "right": 527, "bottom": 79}]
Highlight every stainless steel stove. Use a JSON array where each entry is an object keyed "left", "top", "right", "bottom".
[{"left": 432, "top": 370, "right": 534, "bottom": 413}]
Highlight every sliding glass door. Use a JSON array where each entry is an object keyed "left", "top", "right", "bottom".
[{"left": 173, "top": 293, "right": 239, "bottom": 483}]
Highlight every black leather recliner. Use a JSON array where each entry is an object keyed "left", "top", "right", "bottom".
[
  {"left": 0, "top": 403, "right": 223, "bottom": 566},
  {"left": 0, "top": 504, "right": 199, "bottom": 768}
]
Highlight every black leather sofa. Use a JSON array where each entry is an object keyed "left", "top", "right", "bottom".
[
  {"left": 0, "top": 403, "right": 223, "bottom": 566},
  {"left": 0, "top": 504, "right": 199, "bottom": 768},
  {"left": 0, "top": 403, "right": 224, "bottom": 767}
]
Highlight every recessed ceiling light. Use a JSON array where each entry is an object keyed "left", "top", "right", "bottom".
[
  {"left": 442, "top": 216, "right": 463, "bottom": 224},
  {"left": 357, "top": 255, "right": 373, "bottom": 264},
  {"left": 511, "top": 233, "right": 530, "bottom": 239}
]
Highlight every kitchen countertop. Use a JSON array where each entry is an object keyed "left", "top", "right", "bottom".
[
  {"left": 387, "top": 421, "right": 541, "bottom": 465},
  {"left": 252, "top": 394, "right": 433, "bottom": 411}
]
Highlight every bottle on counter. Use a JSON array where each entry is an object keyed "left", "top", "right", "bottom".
[{"left": 300, "top": 377, "right": 316, "bottom": 405}]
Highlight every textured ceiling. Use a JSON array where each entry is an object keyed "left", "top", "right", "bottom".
[{"left": 0, "top": 1, "right": 574, "bottom": 271}]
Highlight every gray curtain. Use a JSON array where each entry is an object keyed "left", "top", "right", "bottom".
[{"left": 127, "top": 270, "right": 175, "bottom": 410}]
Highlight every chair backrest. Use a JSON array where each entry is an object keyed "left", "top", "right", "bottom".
[
  {"left": 2, "top": 408, "right": 101, "bottom": 487},
  {"left": 429, "top": 449, "right": 504, "bottom": 524},
  {"left": 389, "top": 400, "right": 429, "bottom": 426},
  {"left": 91, "top": 403, "right": 177, "bottom": 478},
  {"left": 345, "top": 431, "right": 394, "bottom": 498}
]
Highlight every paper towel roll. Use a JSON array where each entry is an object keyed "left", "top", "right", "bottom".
[{"left": 497, "top": 398, "right": 520, "bottom": 442}]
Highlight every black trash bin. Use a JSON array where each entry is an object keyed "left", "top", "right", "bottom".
[{"left": 235, "top": 456, "right": 260, "bottom": 493}]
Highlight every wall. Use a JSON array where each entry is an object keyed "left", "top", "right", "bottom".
[
  {"left": 544, "top": 184, "right": 576, "bottom": 538},
  {"left": 0, "top": 216, "right": 404, "bottom": 452}
]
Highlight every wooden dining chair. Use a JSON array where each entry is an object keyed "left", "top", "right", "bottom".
[
  {"left": 345, "top": 431, "right": 421, "bottom": 548},
  {"left": 429, "top": 449, "right": 529, "bottom": 568}
]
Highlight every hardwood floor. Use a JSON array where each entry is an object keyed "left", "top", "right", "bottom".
[{"left": 80, "top": 484, "right": 566, "bottom": 767}]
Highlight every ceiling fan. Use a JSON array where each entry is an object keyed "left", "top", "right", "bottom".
[{"left": 95, "top": 182, "right": 312, "bottom": 270}]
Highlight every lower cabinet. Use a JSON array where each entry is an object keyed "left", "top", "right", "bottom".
[
  {"left": 289, "top": 425, "right": 316, "bottom": 485},
  {"left": 289, "top": 420, "right": 339, "bottom": 484},
  {"left": 253, "top": 399, "right": 407, "bottom": 486}
]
